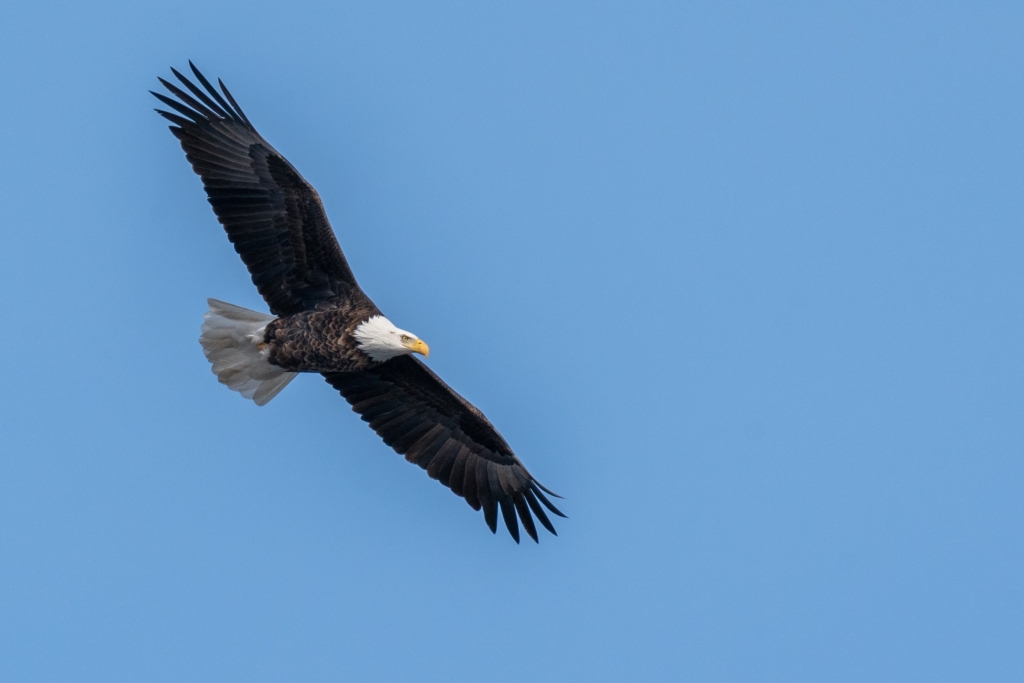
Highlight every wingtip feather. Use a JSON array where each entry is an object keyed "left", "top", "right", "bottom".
[
  {"left": 525, "top": 490, "right": 558, "bottom": 536},
  {"left": 500, "top": 497, "right": 520, "bottom": 543},
  {"left": 532, "top": 485, "right": 567, "bottom": 519},
  {"left": 515, "top": 495, "right": 539, "bottom": 543}
]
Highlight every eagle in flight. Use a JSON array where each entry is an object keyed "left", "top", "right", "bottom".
[{"left": 153, "top": 63, "right": 564, "bottom": 542}]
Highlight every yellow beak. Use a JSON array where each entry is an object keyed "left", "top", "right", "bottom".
[{"left": 410, "top": 339, "right": 430, "bottom": 358}]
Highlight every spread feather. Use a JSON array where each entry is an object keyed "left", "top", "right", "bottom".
[{"left": 199, "top": 298, "right": 297, "bottom": 405}]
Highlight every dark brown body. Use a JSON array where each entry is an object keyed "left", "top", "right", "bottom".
[{"left": 264, "top": 302, "right": 380, "bottom": 373}]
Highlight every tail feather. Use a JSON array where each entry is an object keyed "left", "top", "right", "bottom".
[{"left": 200, "top": 298, "right": 297, "bottom": 406}]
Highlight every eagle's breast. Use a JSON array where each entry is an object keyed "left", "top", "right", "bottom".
[{"left": 264, "top": 306, "right": 378, "bottom": 373}]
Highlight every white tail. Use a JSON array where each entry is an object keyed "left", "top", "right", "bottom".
[{"left": 199, "top": 299, "right": 298, "bottom": 406}]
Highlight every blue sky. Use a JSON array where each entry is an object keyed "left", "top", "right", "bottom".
[{"left": 1, "top": 1, "right": 1022, "bottom": 681}]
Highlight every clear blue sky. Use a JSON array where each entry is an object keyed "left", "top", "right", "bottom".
[{"left": 1, "top": 1, "right": 1021, "bottom": 681}]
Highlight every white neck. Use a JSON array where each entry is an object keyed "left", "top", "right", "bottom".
[{"left": 353, "top": 316, "right": 413, "bottom": 362}]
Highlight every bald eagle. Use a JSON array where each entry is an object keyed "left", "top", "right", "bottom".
[{"left": 153, "top": 63, "right": 564, "bottom": 542}]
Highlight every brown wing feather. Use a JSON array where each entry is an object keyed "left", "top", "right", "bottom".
[
  {"left": 153, "top": 63, "right": 362, "bottom": 315},
  {"left": 323, "top": 356, "right": 565, "bottom": 542}
]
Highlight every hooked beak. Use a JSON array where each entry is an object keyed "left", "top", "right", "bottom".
[{"left": 410, "top": 339, "right": 430, "bottom": 358}]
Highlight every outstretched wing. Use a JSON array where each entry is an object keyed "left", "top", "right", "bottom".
[
  {"left": 324, "top": 357, "right": 565, "bottom": 542},
  {"left": 153, "top": 63, "right": 361, "bottom": 316}
]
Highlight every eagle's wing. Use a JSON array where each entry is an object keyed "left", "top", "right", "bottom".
[
  {"left": 323, "top": 356, "right": 565, "bottom": 542},
  {"left": 153, "top": 63, "right": 359, "bottom": 316}
]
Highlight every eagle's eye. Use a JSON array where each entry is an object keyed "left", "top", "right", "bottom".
[{"left": 400, "top": 334, "right": 411, "bottom": 343}]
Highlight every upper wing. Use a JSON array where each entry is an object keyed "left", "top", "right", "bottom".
[
  {"left": 323, "top": 356, "right": 565, "bottom": 542},
  {"left": 153, "top": 63, "right": 360, "bottom": 316}
]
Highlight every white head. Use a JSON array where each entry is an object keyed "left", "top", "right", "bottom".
[{"left": 353, "top": 316, "right": 430, "bottom": 363}]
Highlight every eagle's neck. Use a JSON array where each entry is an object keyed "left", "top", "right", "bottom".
[{"left": 353, "top": 316, "right": 410, "bottom": 362}]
